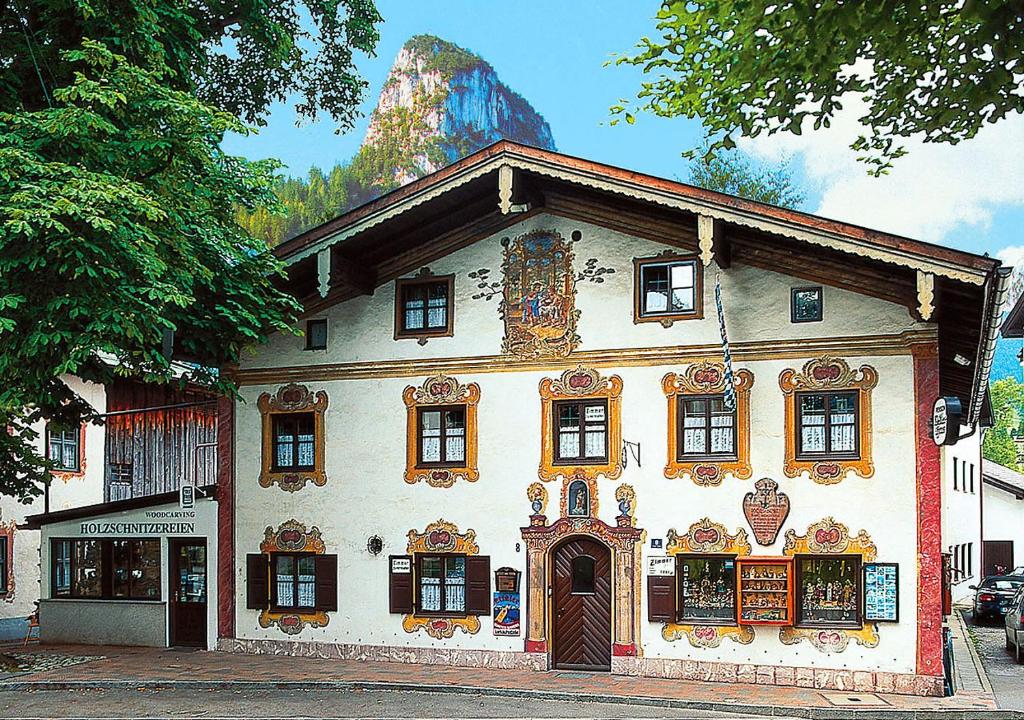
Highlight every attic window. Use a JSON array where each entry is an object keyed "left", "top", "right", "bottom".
[
  {"left": 633, "top": 255, "right": 703, "bottom": 324},
  {"left": 305, "top": 319, "right": 328, "bottom": 350},
  {"left": 395, "top": 276, "right": 454, "bottom": 340},
  {"left": 791, "top": 287, "right": 823, "bottom": 323}
]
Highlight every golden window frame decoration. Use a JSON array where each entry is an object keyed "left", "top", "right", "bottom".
[
  {"left": 538, "top": 365, "right": 623, "bottom": 482},
  {"left": 663, "top": 361, "right": 754, "bottom": 486},
  {"left": 780, "top": 516, "right": 880, "bottom": 653},
  {"left": 779, "top": 356, "right": 877, "bottom": 484},
  {"left": 662, "top": 518, "right": 754, "bottom": 648},
  {"left": 402, "top": 374, "right": 480, "bottom": 488},
  {"left": 258, "top": 519, "right": 328, "bottom": 635},
  {"left": 403, "top": 519, "right": 481, "bottom": 639},
  {"left": 257, "top": 384, "right": 328, "bottom": 493}
]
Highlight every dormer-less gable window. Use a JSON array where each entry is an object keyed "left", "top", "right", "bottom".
[
  {"left": 633, "top": 254, "right": 703, "bottom": 325},
  {"left": 395, "top": 275, "right": 454, "bottom": 340}
]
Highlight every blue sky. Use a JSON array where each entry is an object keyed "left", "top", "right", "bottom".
[{"left": 223, "top": 0, "right": 1024, "bottom": 262}]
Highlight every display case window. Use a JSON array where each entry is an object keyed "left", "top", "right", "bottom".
[
  {"left": 796, "top": 555, "right": 862, "bottom": 627},
  {"left": 112, "top": 539, "right": 161, "bottom": 599},
  {"left": 737, "top": 557, "right": 793, "bottom": 625},
  {"left": 677, "top": 555, "right": 736, "bottom": 623},
  {"left": 51, "top": 538, "right": 162, "bottom": 600}
]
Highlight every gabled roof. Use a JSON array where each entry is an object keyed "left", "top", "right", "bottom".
[
  {"left": 983, "top": 462, "right": 1024, "bottom": 500},
  {"left": 269, "top": 140, "right": 1009, "bottom": 426}
]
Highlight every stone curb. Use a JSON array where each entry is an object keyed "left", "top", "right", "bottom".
[
  {"left": 0, "top": 678, "right": 1020, "bottom": 720},
  {"left": 956, "top": 608, "right": 995, "bottom": 695}
]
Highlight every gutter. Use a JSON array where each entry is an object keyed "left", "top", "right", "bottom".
[{"left": 969, "top": 267, "right": 1013, "bottom": 425}]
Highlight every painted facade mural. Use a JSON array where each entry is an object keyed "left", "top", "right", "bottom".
[
  {"left": 742, "top": 478, "right": 791, "bottom": 546},
  {"left": 259, "top": 519, "right": 329, "bottom": 635}
]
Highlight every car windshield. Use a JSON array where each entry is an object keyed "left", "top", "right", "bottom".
[{"left": 980, "top": 578, "right": 1024, "bottom": 591}]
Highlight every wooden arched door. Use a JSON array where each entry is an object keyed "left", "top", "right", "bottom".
[{"left": 551, "top": 536, "right": 612, "bottom": 671}]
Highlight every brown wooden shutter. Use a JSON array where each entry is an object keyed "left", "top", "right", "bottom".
[
  {"left": 246, "top": 553, "right": 269, "bottom": 610},
  {"left": 315, "top": 554, "right": 338, "bottom": 611},
  {"left": 389, "top": 555, "right": 414, "bottom": 614},
  {"left": 647, "top": 574, "right": 676, "bottom": 623},
  {"left": 465, "top": 555, "right": 491, "bottom": 616}
]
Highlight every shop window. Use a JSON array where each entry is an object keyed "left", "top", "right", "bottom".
[
  {"left": 304, "top": 318, "right": 328, "bottom": 350},
  {"left": 791, "top": 287, "right": 823, "bottom": 323},
  {"left": 677, "top": 555, "right": 737, "bottom": 623},
  {"left": 112, "top": 539, "right": 161, "bottom": 599},
  {"left": 395, "top": 276, "right": 454, "bottom": 340},
  {"left": 417, "top": 406, "right": 466, "bottom": 467},
  {"left": 796, "top": 391, "right": 859, "bottom": 459},
  {"left": 271, "top": 413, "right": 316, "bottom": 471},
  {"left": 678, "top": 395, "right": 737, "bottom": 460},
  {"left": 554, "top": 399, "right": 608, "bottom": 464},
  {"left": 271, "top": 553, "right": 317, "bottom": 610},
  {"left": 46, "top": 424, "right": 81, "bottom": 473},
  {"left": 51, "top": 538, "right": 161, "bottom": 600},
  {"left": 0, "top": 536, "right": 7, "bottom": 595},
  {"left": 633, "top": 255, "right": 703, "bottom": 323},
  {"left": 571, "top": 555, "right": 596, "bottom": 595},
  {"left": 796, "top": 555, "right": 862, "bottom": 628},
  {"left": 417, "top": 554, "right": 466, "bottom": 615}
]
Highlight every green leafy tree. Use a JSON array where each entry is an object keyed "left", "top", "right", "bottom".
[
  {"left": 0, "top": 0, "right": 381, "bottom": 501},
  {"left": 984, "top": 377, "right": 1024, "bottom": 472},
  {"left": 687, "top": 147, "right": 805, "bottom": 209},
  {"left": 613, "top": 2, "right": 1023, "bottom": 175}
]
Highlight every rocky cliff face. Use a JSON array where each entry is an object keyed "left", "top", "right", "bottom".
[{"left": 361, "top": 35, "right": 556, "bottom": 186}]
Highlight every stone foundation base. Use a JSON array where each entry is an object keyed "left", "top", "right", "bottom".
[
  {"left": 219, "top": 638, "right": 547, "bottom": 671},
  {"left": 615, "top": 656, "right": 944, "bottom": 697},
  {"left": 221, "top": 639, "right": 941, "bottom": 698}
]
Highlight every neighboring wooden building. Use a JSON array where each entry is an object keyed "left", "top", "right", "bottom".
[{"left": 150, "top": 143, "right": 1022, "bottom": 693}]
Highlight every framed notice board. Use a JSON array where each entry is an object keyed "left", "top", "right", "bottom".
[{"left": 863, "top": 562, "right": 899, "bottom": 623}]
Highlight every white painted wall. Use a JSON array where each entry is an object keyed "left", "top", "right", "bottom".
[
  {"left": 941, "top": 433, "right": 983, "bottom": 603},
  {"left": 233, "top": 213, "right": 931, "bottom": 676},
  {"left": 0, "top": 376, "right": 106, "bottom": 640}
]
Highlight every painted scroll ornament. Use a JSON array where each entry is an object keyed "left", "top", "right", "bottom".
[{"left": 742, "top": 478, "right": 790, "bottom": 546}]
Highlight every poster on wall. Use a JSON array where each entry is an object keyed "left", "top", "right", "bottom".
[
  {"left": 864, "top": 562, "right": 899, "bottom": 622},
  {"left": 493, "top": 592, "right": 520, "bottom": 636}
]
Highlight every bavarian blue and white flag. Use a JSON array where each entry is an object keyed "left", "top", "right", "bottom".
[{"left": 714, "top": 272, "right": 737, "bottom": 412}]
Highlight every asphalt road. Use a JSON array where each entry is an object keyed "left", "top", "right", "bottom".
[
  {"left": 0, "top": 687, "right": 783, "bottom": 719},
  {"left": 966, "top": 609, "right": 1024, "bottom": 710}
]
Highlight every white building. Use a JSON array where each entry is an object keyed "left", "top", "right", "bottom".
[
  {"left": 209, "top": 142, "right": 1007, "bottom": 697},
  {"left": 942, "top": 433, "right": 984, "bottom": 603},
  {"left": 981, "top": 462, "right": 1024, "bottom": 576}
]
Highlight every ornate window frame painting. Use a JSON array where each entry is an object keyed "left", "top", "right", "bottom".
[
  {"left": 539, "top": 365, "right": 623, "bottom": 482},
  {"left": 258, "top": 384, "right": 328, "bottom": 492},
  {"left": 403, "top": 520, "right": 482, "bottom": 639},
  {"left": 258, "top": 519, "right": 330, "bottom": 635},
  {"left": 779, "top": 356, "right": 877, "bottom": 484},
  {"left": 500, "top": 230, "right": 580, "bottom": 359},
  {"left": 403, "top": 375, "right": 480, "bottom": 488},
  {"left": 663, "top": 361, "right": 754, "bottom": 486}
]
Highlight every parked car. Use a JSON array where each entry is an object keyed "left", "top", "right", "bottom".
[
  {"left": 1005, "top": 586, "right": 1024, "bottom": 663},
  {"left": 1011, "top": 566, "right": 1024, "bottom": 577},
  {"left": 972, "top": 576, "right": 1024, "bottom": 623}
]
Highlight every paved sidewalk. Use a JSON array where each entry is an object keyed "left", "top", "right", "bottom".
[{"left": 0, "top": 642, "right": 1011, "bottom": 719}]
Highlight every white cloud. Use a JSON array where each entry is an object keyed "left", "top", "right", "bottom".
[
  {"left": 997, "top": 246, "right": 1024, "bottom": 269},
  {"left": 740, "top": 97, "right": 1024, "bottom": 244}
]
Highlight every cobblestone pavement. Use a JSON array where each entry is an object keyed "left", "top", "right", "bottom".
[
  {"left": 966, "top": 609, "right": 1024, "bottom": 711},
  {"left": 0, "top": 687, "right": 765, "bottom": 719}
]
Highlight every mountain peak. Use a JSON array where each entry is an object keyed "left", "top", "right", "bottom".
[{"left": 361, "top": 35, "right": 556, "bottom": 186}]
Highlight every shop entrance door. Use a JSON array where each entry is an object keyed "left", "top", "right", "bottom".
[
  {"left": 170, "top": 538, "right": 207, "bottom": 647},
  {"left": 551, "top": 537, "right": 611, "bottom": 671}
]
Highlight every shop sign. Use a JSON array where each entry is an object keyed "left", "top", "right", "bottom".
[
  {"left": 179, "top": 484, "right": 195, "bottom": 510},
  {"left": 931, "top": 396, "right": 962, "bottom": 446},
  {"left": 79, "top": 521, "right": 195, "bottom": 535},
  {"left": 864, "top": 563, "right": 899, "bottom": 622},
  {"left": 648, "top": 556, "right": 674, "bottom": 577},
  {"left": 493, "top": 592, "right": 520, "bottom": 636}
]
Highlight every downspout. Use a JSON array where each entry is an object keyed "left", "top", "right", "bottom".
[{"left": 968, "top": 267, "right": 1012, "bottom": 426}]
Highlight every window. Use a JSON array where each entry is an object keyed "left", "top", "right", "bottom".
[
  {"left": 967, "top": 542, "right": 973, "bottom": 577},
  {"left": 0, "top": 536, "right": 7, "bottom": 595},
  {"left": 417, "top": 406, "right": 466, "bottom": 467},
  {"left": 970, "top": 463, "right": 975, "bottom": 494},
  {"left": 108, "top": 463, "right": 133, "bottom": 502},
  {"left": 678, "top": 395, "right": 736, "bottom": 460},
  {"left": 271, "top": 413, "right": 315, "bottom": 471},
  {"left": 272, "top": 553, "right": 317, "bottom": 610},
  {"left": 112, "top": 539, "right": 160, "bottom": 599},
  {"left": 634, "top": 256, "right": 702, "bottom": 321},
  {"left": 395, "top": 276, "right": 454, "bottom": 339},
  {"left": 796, "top": 391, "right": 859, "bottom": 458},
  {"left": 46, "top": 424, "right": 80, "bottom": 473},
  {"left": 677, "top": 555, "right": 736, "bottom": 623},
  {"left": 417, "top": 554, "right": 466, "bottom": 615},
  {"left": 305, "top": 318, "right": 328, "bottom": 350},
  {"left": 796, "top": 556, "right": 861, "bottom": 627},
  {"left": 554, "top": 399, "right": 608, "bottom": 464},
  {"left": 571, "top": 555, "right": 596, "bottom": 594},
  {"left": 791, "top": 287, "right": 823, "bottom": 323},
  {"left": 953, "top": 459, "right": 959, "bottom": 490}
]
